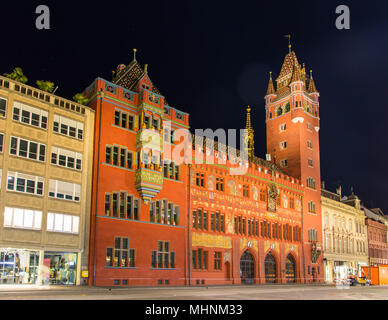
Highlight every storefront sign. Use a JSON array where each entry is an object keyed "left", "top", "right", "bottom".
[{"left": 81, "top": 271, "right": 89, "bottom": 278}]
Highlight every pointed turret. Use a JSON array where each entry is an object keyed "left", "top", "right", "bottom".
[
  {"left": 244, "top": 105, "right": 255, "bottom": 161},
  {"left": 266, "top": 72, "right": 276, "bottom": 96},
  {"left": 308, "top": 70, "right": 318, "bottom": 93},
  {"left": 291, "top": 62, "right": 303, "bottom": 83}
]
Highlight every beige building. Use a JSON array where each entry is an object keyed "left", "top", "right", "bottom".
[
  {"left": 321, "top": 186, "right": 368, "bottom": 283},
  {"left": 0, "top": 75, "right": 94, "bottom": 285}
]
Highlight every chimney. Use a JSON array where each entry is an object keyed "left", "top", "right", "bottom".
[
  {"left": 321, "top": 181, "right": 325, "bottom": 190},
  {"left": 336, "top": 185, "right": 342, "bottom": 198}
]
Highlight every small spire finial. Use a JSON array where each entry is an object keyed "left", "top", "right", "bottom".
[
  {"left": 144, "top": 64, "right": 148, "bottom": 73},
  {"left": 310, "top": 69, "right": 313, "bottom": 78},
  {"left": 284, "top": 34, "right": 291, "bottom": 53},
  {"left": 133, "top": 48, "right": 137, "bottom": 61},
  {"left": 269, "top": 71, "right": 272, "bottom": 80}
]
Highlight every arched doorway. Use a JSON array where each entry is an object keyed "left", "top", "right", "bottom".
[
  {"left": 240, "top": 250, "right": 254, "bottom": 284},
  {"left": 285, "top": 254, "right": 296, "bottom": 283},
  {"left": 264, "top": 252, "right": 277, "bottom": 283}
]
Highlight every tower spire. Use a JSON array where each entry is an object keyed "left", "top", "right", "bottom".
[
  {"left": 266, "top": 71, "right": 276, "bottom": 96},
  {"left": 244, "top": 105, "right": 255, "bottom": 161},
  {"left": 284, "top": 34, "right": 292, "bottom": 53},
  {"left": 133, "top": 48, "right": 137, "bottom": 61},
  {"left": 308, "top": 70, "right": 318, "bottom": 93}
]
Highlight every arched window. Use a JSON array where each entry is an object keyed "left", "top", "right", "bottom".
[
  {"left": 276, "top": 107, "right": 283, "bottom": 117},
  {"left": 284, "top": 102, "right": 290, "bottom": 113}
]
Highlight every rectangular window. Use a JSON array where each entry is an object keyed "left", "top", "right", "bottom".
[
  {"left": 133, "top": 199, "right": 139, "bottom": 220},
  {"left": 10, "top": 136, "right": 46, "bottom": 162},
  {"left": 7, "top": 171, "right": 44, "bottom": 196},
  {"left": 203, "top": 212, "right": 208, "bottom": 230},
  {"left": 128, "top": 115, "right": 134, "bottom": 130},
  {"left": 3, "top": 207, "right": 42, "bottom": 230},
  {"left": 120, "top": 148, "right": 126, "bottom": 167},
  {"left": 51, "top": 146, "right": 82, "bottom": 170},
  {"left": 105, "top": 194, "right": 111, "bottom": 216},
  {"left": 106, "top": 146, "right": 112, "bottom": 163},
  {"left": 214, "top": 252, "right": 222, "bottom": 270},
  {"left": 114, "top": 111, "right": 120, "bottom": 126},
  {"left": 113, "top": 146, "right": 119, "bottom": 166},
  {"left": 220, "top": 214, "right": 224, "bottom": 232},
  {"left": 127, "top": 152, "right": 133, "bottom": 169},
  {"left": 174, "top": 206, "right": 179, "bottom": 225},
  {"left": 0, "top": 133, "right": 4, "bottom": 152},
  {"left": 192, "top": 210, "right": 197, "bottom": 228},
  {"left": 13, "top": 102, "right": 48, "bottom": 130},
  {"left": 47, "top": 212, "right": 79, "bottom": 234},
  {"left": 106, "top": 248, "right": 113, "bottom": 267},
  {"left": 0, "top": 97, "right": 7, "bottom": 117},
  {"left": 126, "top": 195, "right": 133, "bottom": 219},
  {"left": 198, "top": 209, "right": 202, "bottom": 229}
]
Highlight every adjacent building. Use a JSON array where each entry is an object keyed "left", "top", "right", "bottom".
[
  {"left": 0, "top": 75, "right": 95, "bottom": 285},
  {"left": 321, "top": 187, "right": 368, "bottom": 283},
  {"left": 363, "top": 206, "right": 388, "bottom": 266}
]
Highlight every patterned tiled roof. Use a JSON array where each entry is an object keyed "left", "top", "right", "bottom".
[
  {"left": 112, "top": 58, "right": 166, "bottom": 102},
  {"left": 276, "top": 51, "right": 300, "bottom": 81}
]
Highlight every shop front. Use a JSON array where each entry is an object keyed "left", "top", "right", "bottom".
[
  {"left": 43, "top": 252, "right": 77, "bottom": 285},
  {"left": 0, "top": 248, "right": 40, "bottom": 285},
  {"left": 334, "top": 261, "right": 348, "bottom": 284}
]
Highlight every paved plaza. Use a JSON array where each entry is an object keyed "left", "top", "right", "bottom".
[{"left": 0, "top": 284, "right": 387, "bottom": 300}]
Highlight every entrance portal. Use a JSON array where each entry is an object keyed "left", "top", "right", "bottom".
[
  {"left": 240, "top": 250, "right": 254, "bottom": 284},
  {"left": 285, "top": 254, "right": 296, "bottom": 283},
  {"left": 265, "top": 252, "right": 277, "bottom": 283}
]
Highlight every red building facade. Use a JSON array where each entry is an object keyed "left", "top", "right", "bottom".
[
  {"left": 85, "top": 48, "right": 324, "bottom": 286},
  {"left": 265, "top": 50, "right": 323, "bottom": 282},
  {"left": 86, "top": 57, "right": 190, "bottom": 286}
]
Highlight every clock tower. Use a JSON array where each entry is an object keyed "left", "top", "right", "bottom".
[{"left": 264, "top": 47, "right": 323, "bottom": 282}]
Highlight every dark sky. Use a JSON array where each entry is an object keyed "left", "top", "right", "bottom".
[{"left": 1, "top": 0, "right": 387, "bottom": 211}]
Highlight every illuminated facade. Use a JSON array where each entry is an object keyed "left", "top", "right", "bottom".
[
  {"left": 321, "top": 187, "right": 368, "bottom": 283},
  {"left": 86, "top": 47, "right": 324, "bottom": 286},
  {"left": 0, "top": 75, "right": 95, "bottom": 285}
]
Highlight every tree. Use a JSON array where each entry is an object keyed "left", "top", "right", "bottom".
[
  {"left": 73, "top": 93, "right": 88, "bottom": 105},
  {"left": 36, "top": 80, "right": 55, "bottom": 93},
  {"left": 4, "top": 67, "right": 28, "bottom": 83}
]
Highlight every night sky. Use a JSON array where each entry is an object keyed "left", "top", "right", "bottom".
[{"left": 1, "top": 1, "right": 387, "bottom": 211}]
